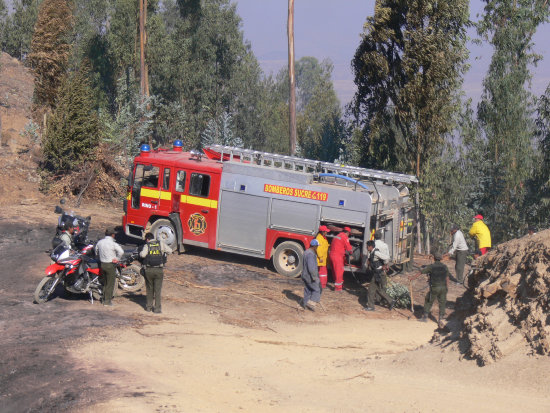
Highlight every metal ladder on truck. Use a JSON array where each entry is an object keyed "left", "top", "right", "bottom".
[{"left": 203, "top": 144, "right": 418, "bottom": 185}]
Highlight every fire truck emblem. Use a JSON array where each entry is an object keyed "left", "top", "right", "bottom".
[{"left": 188, "top": 213, "right": 207, "bottom": 235}]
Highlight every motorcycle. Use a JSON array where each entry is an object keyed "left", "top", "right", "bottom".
[
  {"left": 49, "top": 202, "right": 145, "bottom": 293},
  {"left": 34, "top": 244, "right": 144, "bottom": 304}
]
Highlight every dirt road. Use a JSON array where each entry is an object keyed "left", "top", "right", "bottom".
[{"left": 1, "top": 203, "right": 550, "bottom": 412}]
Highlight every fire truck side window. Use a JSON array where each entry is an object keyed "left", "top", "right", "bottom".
[
  {"left": 142, "top": 166, "right": 160, "bottom": 188},
  {"left": 163, "top": 168, "right": 171, "bottom": 190},
  {"left": 175, "top": 171, "right": 186, "bottom": 192},
  {"left": 189, "top": 173, "right": 210, "bottom": 197},
  {"left": 133, "top": 164, "right": 144, "bottom": 187}
]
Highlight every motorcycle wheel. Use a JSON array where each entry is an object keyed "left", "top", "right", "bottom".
[
  {"left": 34, "top": 276, "right": 59, "bottom": 304},
  {"left": 92, "top": 279, "right": 119, "bottom": 301},
  {"left": 118, "top": 264, "right": 145, "bottom": 292}
]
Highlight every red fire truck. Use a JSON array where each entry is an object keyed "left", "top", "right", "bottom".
[{"left": 122, "top": 142, "right": 417, "bottom": 277}]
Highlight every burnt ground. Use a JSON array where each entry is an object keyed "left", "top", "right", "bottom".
[
  {"left": 0, "top": 204, "right": 467, "bottom": 412},
  {"left": 0, "top": 220, "right": 134, "bottom": 412}
]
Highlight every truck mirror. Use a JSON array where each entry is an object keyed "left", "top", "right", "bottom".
[
  {"left": 60, "top": 198, "right": 66, "bottom": 205},
  {"left": 54, "top": 206, "right": 63, "bottom": 214}
]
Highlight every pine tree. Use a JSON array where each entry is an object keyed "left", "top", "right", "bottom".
[
  {"left": 476, "top": 0, "right": 550, "bottom": 242},
  {"left": 42, "top": 66, "right": 100, "bottom": 174},
  {"left": 29, "top": 0, "right": 74, "bottom": 109}
]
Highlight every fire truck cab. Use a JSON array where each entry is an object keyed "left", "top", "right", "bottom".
[{"left": 123, "top": 143, "right": 417, "bottom": 278}]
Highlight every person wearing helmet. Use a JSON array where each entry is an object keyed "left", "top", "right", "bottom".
[
  {"left": 409, "top": 251, "right": 457, "bottom": 328},
  {"left": 316, "top": 225, "right": 330, "bottom": 288},
  {"left": 329, "top": 227, "right": 352, "bottom": 291},
  {"left": 301, "top": 239, "right": 321, "bottom": 311},
  {"left": 59, "top": 222, "right": 75, "bottom": 249},
  {"left": 469, "top": 214, "right": 491, "bottom": 255}
]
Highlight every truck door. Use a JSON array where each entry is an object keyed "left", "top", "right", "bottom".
[
  {"left": 180, "top": 171, "right": 219, "bottom": 248},
  {"left": 158, "top": 166, "right": 172, "bottom": 211},
  {"left": 131, "top": 164, "right": 161, "bottom": 211}
]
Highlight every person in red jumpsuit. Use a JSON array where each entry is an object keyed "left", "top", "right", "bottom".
[{"left": 329, "top": 227, "right": 352, "bottom": 291}]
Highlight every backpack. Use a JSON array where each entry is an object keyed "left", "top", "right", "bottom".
[{"left": 145, "top": 240, "right": 163, "bottom": 267}]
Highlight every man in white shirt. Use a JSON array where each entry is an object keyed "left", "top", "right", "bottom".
[
  {"left": 374, "top": 231, "right": 390, "bottom": 270},
  {"left": 95, "top": 228, "right": 124, "bottom": 306},
  {"left": 446, "top": 224, "right": 469, "bottom": 283}
]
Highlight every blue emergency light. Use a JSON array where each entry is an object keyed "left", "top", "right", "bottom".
[
  {"left": 140, "top": 144, "right": 151, "bottom": 152},
  {"left": 173, "top": 140, "right": 183, "bottom": 148}
]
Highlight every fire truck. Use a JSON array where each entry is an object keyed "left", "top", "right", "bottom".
[{"left": 122, "top": 142, "right": 417, "bottom": 277}]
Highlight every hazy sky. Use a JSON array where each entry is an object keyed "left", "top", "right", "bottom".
[{"left": 235, "top": 0, "right": 550, "bottom": 106}]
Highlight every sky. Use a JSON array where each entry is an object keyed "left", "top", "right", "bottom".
[{"left": 235, "top": 0, "right": 550, "bottom": 107}]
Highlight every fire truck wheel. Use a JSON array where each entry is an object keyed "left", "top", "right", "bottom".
[
  {"left": 150, "top": 219, "right": 177, "bottom": 251},
  {"left": 273, "top": 241, "right": 304, "bottom": 278}
]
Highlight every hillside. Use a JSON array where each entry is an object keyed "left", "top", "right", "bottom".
[{"left": 0, "top": 52, "right": 44, "bottom": 205}]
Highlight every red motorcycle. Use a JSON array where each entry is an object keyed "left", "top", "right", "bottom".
[{"left": 34, "top": 244, "right": 142, "bottom": 304}]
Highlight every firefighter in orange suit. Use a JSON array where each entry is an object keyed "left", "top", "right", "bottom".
[
  {"left": 329, "top": 227, "right": 352, "bottom": 291},
  {"left": 316, "top": 225, "right": 330, "bottom": 288}
]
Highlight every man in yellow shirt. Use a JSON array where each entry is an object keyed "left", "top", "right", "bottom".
[
  {"left": 316, "top": 225, "right": 330, "bottom": 288},
  {"left": 469, "top": 214, "right": 491, "bottom": 255}
]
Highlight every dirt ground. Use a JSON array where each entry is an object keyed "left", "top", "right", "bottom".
[{"left": 1, "top": 202, "right": 550, "bottom": 413}]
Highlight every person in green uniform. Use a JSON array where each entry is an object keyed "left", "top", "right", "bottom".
[
  {"left": 409, "top": 252, "right": 457, "bottom": 328},
  {"left": 139, "top": 232, "right": 172, "bottom": 313}
]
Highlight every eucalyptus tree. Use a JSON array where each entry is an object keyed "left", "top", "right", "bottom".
[
  {"left": 351, "top": 0, "right": 469, "bottom": 251},
  {"left": 351, "top": 0, "right": 469, "bottom": 178},
  {"left": 476, "top": 0, "right": 550, "bottom": 242}
]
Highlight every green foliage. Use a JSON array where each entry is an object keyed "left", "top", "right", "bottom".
[
  {"left": 71, "top": 0, "right": 115, "bottom": 110},
  {"left": 20, "top": 120, "right": 41, "bottom": 145},
  {"left": 201, "top": 112, "right": 243, "bottom": 148},
  {"left": 42, "top": 67, "right": 100, "bottom": 174},
  {"left": 1, "top": 0, "right": 40, "bottom": 60},
  {"left": 107, "top": 0, "right": 138, "bottom": 78},
  {"left": 386, "top": 281, "right": 411, "bottom": 309},
  {"left": 351, "top": 0, "right": 469, "bottom": 177},
  {"left": 475, "top": 0, "right": 550, "bottom": 243},
  {"left": 110, "top": 70, "right": 156, "bottom": 161},
  {"left": 270, "top": 57, "right": 344, "bottom": 161},
  {"left": 29, "top": 0, "right": 74, "bottom": 109},
  {"left": 145, "top": 0, "right": 265, "bottom": 149},
  {"left": 525, "top": 85, "right": 550, "bottom": 227}
]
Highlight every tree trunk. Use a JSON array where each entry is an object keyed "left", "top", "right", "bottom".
[
  {"left": 416, "top": 186, "right": 422, "bottom": 255},
  {"left": 425, "top": 224, "right": 431, "bottom": 255},
  {"left": 139, "top": 0, "right": 151, "bottom": 146},
  {"left": 287, "top": 0, "right": 296, "bottom": 156}
]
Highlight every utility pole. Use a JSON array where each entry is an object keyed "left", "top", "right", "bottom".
[
  {"left": 139, "top": 0, "right": 151, "bottom": 145},
  {"left": 287, "top": 0, "right": 297, "bottom": 156}
]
